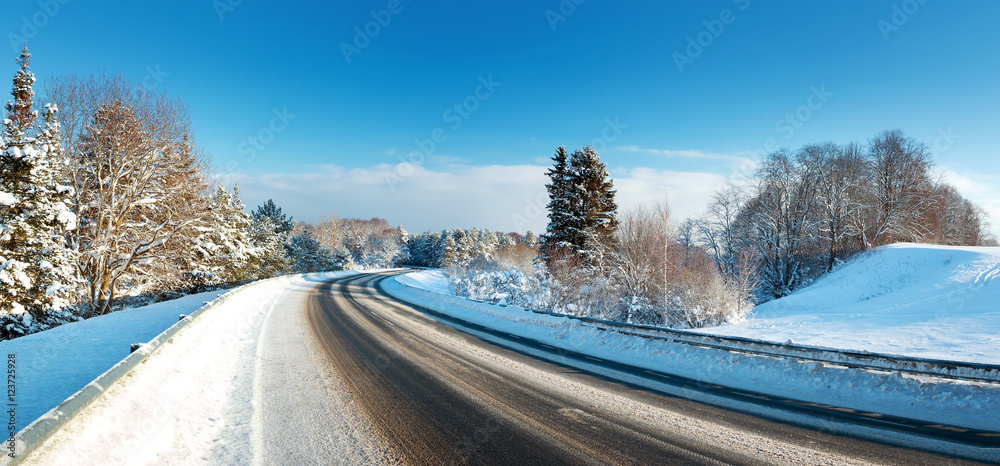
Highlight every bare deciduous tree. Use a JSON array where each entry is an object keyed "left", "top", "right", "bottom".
[
  {"left": 47, "top": 74, "right": 209, "bottom": 315},
  {"left": 858, "top": 129, "right": 940, "bottom": 247}
]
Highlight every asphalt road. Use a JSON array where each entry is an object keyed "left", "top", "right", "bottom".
[{"left": 306, "top": 271, "right": 993, "bottom": 465}]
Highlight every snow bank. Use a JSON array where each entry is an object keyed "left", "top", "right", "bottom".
[
  {"left": 386, "top": 270, "right": 1000, "bottom": 433},
  {"left": 0, "top": 289, "right": 229, "bottom": 428},
  {"left": 396, "top": 268, "right": 452, "bottom": 295},
  {"left": 695, "top": 243, "right": 1000, "bottom": 364}
]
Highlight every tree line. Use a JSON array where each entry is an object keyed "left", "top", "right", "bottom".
[
  {"left": 688, "top": 131, "right": 996, "bottom": 300},
  {"left": 447, "top": 135, "right": 994, "bottom": 329}
]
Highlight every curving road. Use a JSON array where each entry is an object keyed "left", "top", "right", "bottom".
[{"left": 305, "top": 271, "right": 989, "bottom": 465}]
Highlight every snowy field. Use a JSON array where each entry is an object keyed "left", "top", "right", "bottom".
[
  {"left": 693, "top": 243, "right": 1000, "bottom": 364},
  {"left": 0, "top": 289, "right": 229, "bottom": 429}
]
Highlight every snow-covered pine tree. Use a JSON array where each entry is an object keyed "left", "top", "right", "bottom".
[
  {"left": 184, "top": 186, "right": 259, "bottom": 289},
  {"left": 287, "top": 230, "right": 336, "bottom": 273},
  {"left": 481, "top": 230, "right": 499, "bottom": 257},
  {"left": 498, "top": 234, "right": 516, "bottom": 251},
  {"left": 540, "top": 146, "right": 573, "bottom": 266},
  {"left": 524, "top": 230, "right": 537, "bottom": 247},
  {"left": 252, "top": 199, "right": 294, "bottom": 235},
  {"left": 247, "top": 215, "right": 292, "bottom": 278},
  {"left": 540, "top": 145, "right": 619, "bottom": 268},
  {"left": 0, "top": 46, "right": 79, "bottom": 338},
  {"left": 394, "top": 225, "right": 411, "bottom": 266},
  {"left": 570, "top": 146, "right": 619, "bottom": 267},
  {"left": 409, "top": 231, "right": 441, "bottom": 267},
  {"left": 438, "top": 233, "right": 459, "bottom": 267}
]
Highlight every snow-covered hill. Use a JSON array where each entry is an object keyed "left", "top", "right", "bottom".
[{"left": 695, "top": 243, "right": 1000, "bottom": 364}]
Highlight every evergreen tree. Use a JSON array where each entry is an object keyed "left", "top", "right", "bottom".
[
  {"left": 540, "top": 146, "right": 573, "bottom": 264},
  {"left": 185, "top": 186, "right": 259, "bottom": 287},
  {"left": 570, "top": 146, "right": 619, "bottom": 265},
  {"left": 0, "top": 46, "right": 79, "bottom": 337},
  {"left": 438, "top": 234, "right": 459, "bottom": 267},
  {"left": 395, "top": 225, "right": 411, "bottom": 266},
  {"left": 524, "top": 230, "right": 537, "bottom": 247},
  {"left": 287, "top": 230, "right": 336, "bottom": 273},
  {"left": 247, "top": 216, "right": 292, "bottom": 278},
  {"left": 498, "top": 234, "right": 516, "bottom": 251},
  {"left": 540, "top": 145, "right": 619, "bottom": 268},
  {"left": 252, "top": 199, "right": 294, "bottom": 235}
]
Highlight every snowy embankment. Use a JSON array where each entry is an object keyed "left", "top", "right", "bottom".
[
  {"left": 693, "top": 243, "right": 1000, "bottom": 365},
  {"left": 387, "top": 269, "right": 1000, "bottom": 434}
]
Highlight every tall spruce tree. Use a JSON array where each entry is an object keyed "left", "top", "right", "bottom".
[
  {"left": 0, "top": 46, "right": 79, "bottom": 337},
  {"left": 540, "top": 146, "right": 573, "bottom": 264},
  {"left": 570, "top": 146, "right": 619, "bottom": 265},
  {"left": 540, "top": 145, "right": 619, "bottom": 268}
]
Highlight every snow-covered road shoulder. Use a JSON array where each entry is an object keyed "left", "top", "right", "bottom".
[
  {"left": 12, "top": 271, "right": 384, "bottom": 465},
  {"left": 385, "top": 270, "right": 1000, "bottom": 436},
  {"left": 1, "top": 288, "right": 230, "bottom": 451}
]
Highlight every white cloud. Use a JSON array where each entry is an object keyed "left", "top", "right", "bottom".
[
  {"left": 616, "top": 145, "right": 760, "bottom": 181},
  {"left": 615, "top": 168, "right": 729, "bottom": 222},
  {"left": 617, "top": 145, "right": 756, "bottom": 162},
  {"left": 225, "top": 163, "right": 730, "bottom": 234},
  {"left": 941, "top": 169, "right": 1000, "bottom": 238}
]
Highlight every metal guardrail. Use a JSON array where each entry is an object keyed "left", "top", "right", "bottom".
[{"left": 390, "top": 272, "right": 1000, "bottom": 385}]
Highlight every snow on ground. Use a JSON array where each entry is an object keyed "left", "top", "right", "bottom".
[
  {"left": 386, "top": 269, "right": 1000, "bottom": 435},
  {"left": 693, "top": 243, "right": 1000, "bottom": 364},
  {"left": 0, "top": 289, "right": 229, "bottom": 429},
  {"left": 397, "top": 268, "right": 452, "bottom": 295},
  {"left": 23, "top": 272, "right": 394, "bottom": 465}
]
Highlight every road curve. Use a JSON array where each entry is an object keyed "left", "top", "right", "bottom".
[{"left": 307, "top": 271, "right": 986, "bottom": 465}]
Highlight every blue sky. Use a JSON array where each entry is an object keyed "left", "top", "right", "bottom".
[{"left": 5, "top": 0, "right": 999, "bottom": 234}]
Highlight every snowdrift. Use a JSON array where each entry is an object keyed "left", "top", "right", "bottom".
[{"left": 697, "top": 243, "right": 1000, "bottom": 364}]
